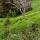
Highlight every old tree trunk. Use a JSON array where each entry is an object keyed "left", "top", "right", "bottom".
[{"left": 0, "top": 0, "right": 32, "bottom": 17}]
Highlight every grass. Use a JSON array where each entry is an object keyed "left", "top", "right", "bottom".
[{"left": 0, "top": 0, "right": 40, "bottom": 40}]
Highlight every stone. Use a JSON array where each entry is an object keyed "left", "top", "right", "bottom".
[
  {"left": 0, "top": 0, "right": 32, "bottom": 17},
  {"left": 12, "top": 0, "right": 32, "bottom": 12}
]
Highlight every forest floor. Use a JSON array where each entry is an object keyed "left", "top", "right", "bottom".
[{"left": 0, "top": 0, "right": 40, "bottom": 40}]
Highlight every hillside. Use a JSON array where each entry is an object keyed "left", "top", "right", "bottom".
[{"left": 0, "top": 0, "right": 40, "bottom": 40}]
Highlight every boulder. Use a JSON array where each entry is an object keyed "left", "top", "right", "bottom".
[
  {"left": 0, "top": 0, "right": 32, "bottom": 17},
  {"left": 12, "top": 0, "right": 32, "bottom": 12}
]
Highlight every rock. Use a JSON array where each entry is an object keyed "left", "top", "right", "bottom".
[
  {"left": 12, "top": 0, "right": 32, "bottom": 12},
  {"left": 0, "top": 0, "right": 32, "bottom": 17}
]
